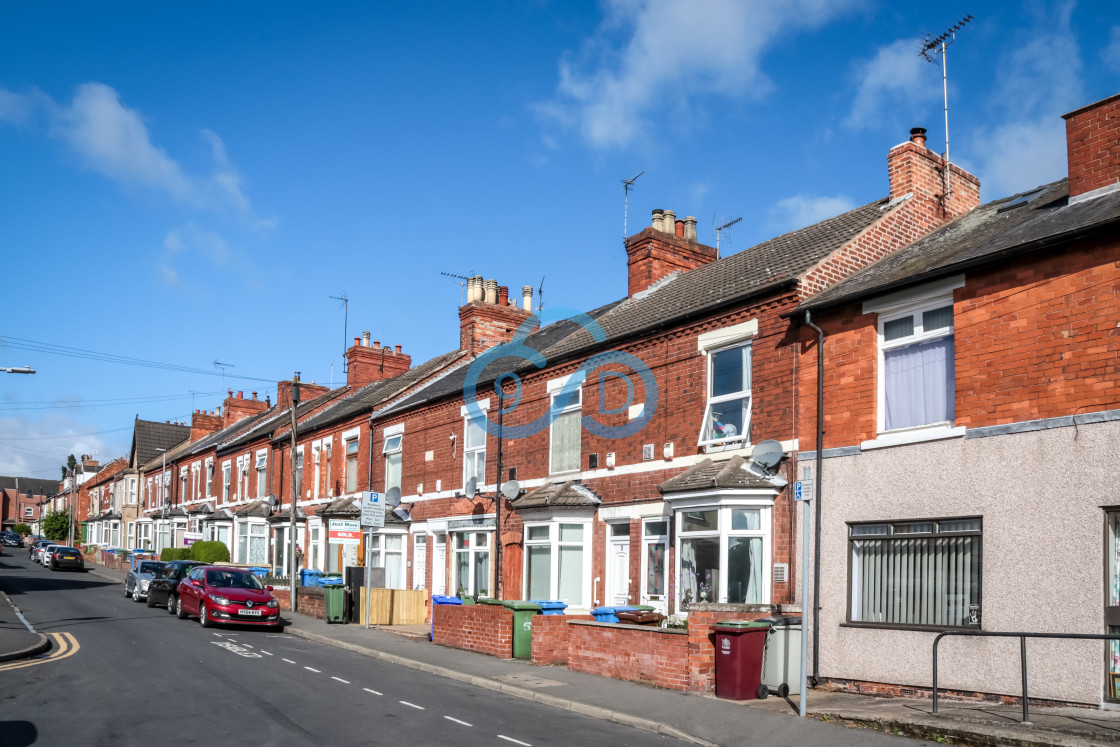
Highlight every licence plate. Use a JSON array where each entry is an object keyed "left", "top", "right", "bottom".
[
  {"left": 240, "top": 609, "right": 262, "bottom": 616},
  {"left": 63, "top": 555, "right": 77, "bottom": 560}
]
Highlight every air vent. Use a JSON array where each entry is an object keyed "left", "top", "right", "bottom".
[
  {"left": 507, "top": 467, "right": 517, "bottom": 482},
  {"left": 642, "top": 444, "right": 654, "bottom": 461},
  {"left": 588, "top": 453, "right": 599, "bottom": 469},
  {"left": 773, "top": 563, "right": 789, "bottom": 584}
]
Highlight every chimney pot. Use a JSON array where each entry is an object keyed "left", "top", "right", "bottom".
[
  {"left": 395, "top": 344, "right": 402, "bottom": 354},
  {"left": 675, "top": 219, "right": 685, "bottom": 238},
  {"left": 910, "top": 127, "right": 927, "bottom": 148},
  {"left": 238, "top": 391, "right": 243, "bottom": 399},
  {"left": 484, "top": 278, "right": 498, "bottom": 304},
  {"left": 373, "top": 340, "right": 380, "bottom": 349},
  {"left": 663, "top": 210, "right": 676, "bottom": 233},
  {"left": 498, "top": 285, "right": 509, "bottom": 306},
  {"left": 522, "top": 285, "right": 533, "bottom": 311},
  {"left": 353, "top": 337, "right": 361, "bottom": 347},
  {"left": 252, "top": 391, "right": 257, "bottom": 400},
  {"left": 228, "top": 389, "right": 233, "bottom": 398},
  {"left": 684, "top": 216, "right": 698, "bottom": 241},
  {"left": 651, "top": 209, "right": 665, "bottom": 232},
  {"left": 362, "top": 331, "right": 371, "bottom": 347}
]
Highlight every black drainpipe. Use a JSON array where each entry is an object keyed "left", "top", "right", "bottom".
[{"left": 803, "top": 310, "right": 825, "bottom": 686}]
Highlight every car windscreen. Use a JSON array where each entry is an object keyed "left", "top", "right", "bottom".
[
  {"left": 205, "top": 571, "right": 264, "bottom": 590},
  {"left": 138, "top": 562, "right": 163, "bottom": 574},
  {"left": 53, "top": 547, "right": 78, "bottom": 553}
]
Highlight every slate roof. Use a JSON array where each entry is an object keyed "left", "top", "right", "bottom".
[
  {"left": 138, "top": 432, "right": 196, "bottom": 472},
  {"left": 799, "top": 179, "right": 1120, "bottom": 311},
  {"left": 218, "top": 388, "right": 345, "bottom": 453},
  {"left": 0, "top": 476, "right": 59, "bottom": 496},
  {"left": 188, "top": 503, "right": 213, "bottom": 515},
  {"left": 317, "top": 497, "right": 359, "bottom": 516},
  {"left": 386, "top": 200, "right": 890, "bottom": 416},
  {"left": 234, "top": 500, "right": 271, "bottom": 518},
  {"left": 186, "top": 407, "right": 279, "bottom": 457},
  {"left": 510, "top": 480, "right": 602, "bottom": 511},
  {"left": 658, "top": 455, "right": 777, "bottom": 494},
  {"left": 268, "top": 506, "right": 307, "bottom": 523},
  {"left": 293, "top": 350, "right": 466, "bottom": 435},
  {"left": 130, "top": 419, "right": 191, "bottom": 470}
]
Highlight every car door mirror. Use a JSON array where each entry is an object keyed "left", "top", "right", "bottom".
[
  {"left": 266, "top": 585, "right": 274, "bottom": 591},
  {"left": 192, "top": 579, "right": 202, "bottom": 587}
]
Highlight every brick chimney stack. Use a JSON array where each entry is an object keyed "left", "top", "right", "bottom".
[
  {"left": 625, "top": 209, "right": 715, "bottom": 298},
  {"left": 458, "top": 275, "right": 536, "bottom": 356},
  {"left": 887, "top": 126, "right": 979, "bottom": 222},
  {"left": 277, "top": 374, "right": 330, "bottom": 408},
  {"left": 346, "top": 333, "right": 412, "bottom": 389},
  {"left": 223, "top": 388, "right": 268, "bottom": 427},
  {"left": 190, "top": 410, "right": 223, "bottom": 441},
  {"left": 1063, "top": 92, "right": 1120, "bottom": 202}
]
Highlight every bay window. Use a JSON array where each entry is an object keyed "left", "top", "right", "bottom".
[
  {"left": 237, "top": 521, "right": 267, "bottom": 565},
  {"left": 700, "top": 342, "right": 752, "bottom": 446},
  {"left": 849, "top": 518, "right": 981, "bottom": 628},
  {"left": 453, "top": 531, "right": 491, "bottom": 598},
  {"left": 369, "top": 533, "right": 406, "bottom": 589},
  {"left": 523, "top": 519, "right": 591, "bottom": 608},
  {"left": 676, "top": 504, "right": 769, "bottom": 611}
]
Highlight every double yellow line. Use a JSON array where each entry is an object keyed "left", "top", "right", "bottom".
[{"left": 0, "top": 632, "right": 79, "bottom": 671}]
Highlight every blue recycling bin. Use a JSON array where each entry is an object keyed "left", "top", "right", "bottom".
[
  {"left": 249, "top": 567, "right": 270, "bottom": 578},
  {"left": 430, "top": 594, "right": 463, "bottom": 641},
  {"left": 528, "top": 600, "right": 568, "bottom": 616},
  {"left": 591, "top": 605, "right": 638, "bottom": 623},
  {"left": 300, "top": 569, "right": 324, "bottom": 587}
]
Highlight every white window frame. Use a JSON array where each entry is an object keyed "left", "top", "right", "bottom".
[
  {"left": 24, "top": 506, "right": 33, "bottom": 518},
  {"left": 383, "top": 434, "right": 402, "bottom": 493},
  {"left": 179, "top": 467, "right": 188, "bottom": 504},
  {"left": 522, "top": 515, "right": 593, "bottom": 609},
  {"left": 451, "top": 529, "right": 492, "bottom": 598},
  {"left": 126, "top": 521, "right": 135, "bottom": 548},
  {"left": 295, "top": 445, "right": 305, "bottom": 500},
  {"left": 255, "top": 450, "right": 268, "bottom": 498},
  {"left": 368, "top": 530, "right": 408, "bottom": 590},
  {"left": 698, "top": 340, "right": 753, "bottom": 449},
  {"left": 462, "top": 415, "right": 486, "bottom": 489},
  {"left": 221, "top": 461, "right": 232, "bottom": 504},
  {"left": 672, "top": 497, "right": 772, "bottom": 613},
  {"left": 128, "top": 477, "right": 137, "bottom": 505},
  {"left": 344, "top": 437, "right": 359, "bottom": 495},
  {"left": 191, "top": 463, "right": 201, "bottom": 501},
  {"left": 325, "top": 440, "right": 333, "bottom": 497},
  {"left": 312, "top": 441, "right": 322, "bottom": 500},
  {"left": 547, "top": 373, "right": 584, "bottom": 476},
  {"left": 205, "top": 458, "right": 214, "bottom": 500},
  {"left": 875, "top": 297, "right": 955, "bottom": 433}
]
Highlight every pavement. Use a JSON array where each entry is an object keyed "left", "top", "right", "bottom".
[{"left": 12, "top": 555, "right": 1120, "bottom": 746}]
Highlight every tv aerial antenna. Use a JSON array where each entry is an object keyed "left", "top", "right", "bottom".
[
  {"left": 440, "top": 271, "right": 474, "bottom": 305},
  {"left": 622, "top": 171, "right": 644, "bottom": 244},
  {"left": 329, "top": 293, "right": 349, "bottom": 371},
  {"left": 536, "top": 275, "right": 545, "bottom": 313},
  {"left": 920, "top": 14, "right": 973, "bottom": 199},
  {"left": 213, "top": 360, "right": 235, "bottom": 392},
  {"left": 715, "top": 217, "right": 742, "bottom": 258}
]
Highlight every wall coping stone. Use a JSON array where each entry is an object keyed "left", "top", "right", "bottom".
[{"left": 569, "top": 620, "right": 688, "bottom": 635}]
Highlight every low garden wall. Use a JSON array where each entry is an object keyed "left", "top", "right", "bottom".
[
  {"left": 567, "top": 621, "right": 690, "bottom": 690},
  {"left": 530, "top": 613, "right": 594, "bottom": 665},
  {"left": 433, "top": 603, "right": 512, "bottom": 658},
  {"left": 686, "top": 606, "right": 774, "bottom": 692},
  {"left": 275, "top": 587, "right": 326, "bottom": 619}
]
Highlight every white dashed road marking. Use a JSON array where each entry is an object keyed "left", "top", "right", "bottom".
[
  {"left": 498, "top": 737, "right": 531, "bottom": 746},
  {"left": 364, "top": 688, "right": 382, "bottom": 696},
  {"left": 399, "top": 700, "right": 425, "bottom": 710},
  {"left": 282, "top": 659, "right": 296, "bottom": 664},
  {"left": 444, "top": 716, "right": 472, "bottom": 727},
  {"left": 261, "top": 650, "right": 273, "bottom": 656},
  {"left": 305, "top": 667, "right": 321, "bottom": 673},
  {"left": 331, "top": 676, "right": 350, "bottom": 684}
]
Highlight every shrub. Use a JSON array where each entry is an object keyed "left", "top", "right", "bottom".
[
  {"left": 160, "top": 547, "right": 190, "bottom": 561},
  {"left": 13, "top": 523, "right": 31, "bottom": 535},
  {"left": 189, "top": 541, "right": 230, "bottom": 563}
]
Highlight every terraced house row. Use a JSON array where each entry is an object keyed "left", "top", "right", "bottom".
[{"left": 80, "top": 91, "right": 1120, "bottom": 707}]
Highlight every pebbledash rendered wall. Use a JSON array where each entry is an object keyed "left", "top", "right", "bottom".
[{"left": 813, "top": 417, "right": 1120, "bottom": 705}]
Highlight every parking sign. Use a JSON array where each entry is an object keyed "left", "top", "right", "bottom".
[{"left": 362, "top": 491, "right": 385, "bottom": 528}]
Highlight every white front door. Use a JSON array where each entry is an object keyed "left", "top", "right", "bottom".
[
  {"left": 641, "top": 518, "right": 669, "bottom": 615},
  {"left": 433, "top": 534, "right": 446, "bottom": 595},
  {"left": 413, "top": 535, "right": 427, "bottom": 590},
  {"left": 607, "top": 523, "right": 630, "bottom": 606}
]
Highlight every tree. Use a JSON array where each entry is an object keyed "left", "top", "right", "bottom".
[
  {"left": 61, "top": 453, "right": 77, "bottom": 481},
  {"left": 13, "top": 523, "right": 31, "bottom": 535},
  {"left": 41, "top": 509, "right": 71, "bottom": 542}
]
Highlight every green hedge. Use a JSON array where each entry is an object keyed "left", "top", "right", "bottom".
[
  {"left": 159, "top": 547, "right": 191, "bottom": 561},
  {"left": 189, "top": 541, "right": 230, "bottom": 563}
]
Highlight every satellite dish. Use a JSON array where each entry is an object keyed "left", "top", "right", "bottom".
[
  {"left": 464, "top": 476, "right": 478, "bottom": 497},
  {"left": 749, "top": 439, "right": 784, "bottom": 472},
  {"left": 386, "top": 486, "right": 402, "bottom": 508},
  {"left": 501, "top": 480, "right": 520, "bottom": 500},
  {"left": 392, "top": 507, "right": 411, "bottom": 523}
]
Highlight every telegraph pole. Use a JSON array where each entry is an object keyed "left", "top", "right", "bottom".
[{"left": 288, "top": 373, "right": 301, "bottom": 612}]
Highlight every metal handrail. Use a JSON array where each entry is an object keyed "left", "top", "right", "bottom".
[{"left": 933, "top": 630, "right": 1120, "bottom": 723}]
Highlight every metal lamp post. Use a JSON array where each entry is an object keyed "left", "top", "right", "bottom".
[
  {"left": 288, "top": 374, "right": 301, "bottom": 612},
  {"left": 1, "top": 366, "right": 35, "bottom": 374},
  {"left": 156, "top": 448, "right": 167, "bottom": 553}
]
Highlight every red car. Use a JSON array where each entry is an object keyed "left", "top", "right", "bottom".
[{"left": 175, "top": 566, "right": 281, "bottom": 630}]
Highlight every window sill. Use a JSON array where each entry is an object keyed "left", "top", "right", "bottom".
[
  {"left": 840, "top": 621, "right": 980, "bottom": 633},
  {"left": 861, "top": 425, "right": 964, "bottom": 451},
  {"left": 701, "top": 439, "right": 749, "bottom": 454}
]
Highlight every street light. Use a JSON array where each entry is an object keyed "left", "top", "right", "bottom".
[
  {"left": 1, "top": 366, "right": 35, "bottom": 374},
  {"left": 288, "top": 374, "right": 301, "bottom": 613},
  {"left": 156, "top": 448, "right": 167, "bottom": 553}
]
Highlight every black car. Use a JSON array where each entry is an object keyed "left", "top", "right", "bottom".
[
  {"left": 1, "top": 532, "right": 22, "bottom": 547},
  {"left": 46, "top": 546, "right": 85, "bottom": 571},
  {"left": 146, "top": 560, "right": 208, "bottom": 613}
]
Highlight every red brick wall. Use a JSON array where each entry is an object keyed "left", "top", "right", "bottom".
[
  {"left": 567, "top": 621, "right": 690, "bottom": 690},
  {"left": 433, "top": 603, "right": 513, "bottom": 658},
  {"left": 687, "top": 608, "right": 772, "bottom": 692},
  {"left": 624, "top": 227, "right": 717, "bottom": 298},
  {"left": 530, "top": 613, "right": 594, "bottom": 665},
  {"left": 1063, "top": 92, "right": 1120, "bottom": 199},
  {"left": 275, "top": 587, "right": 325, "bottom": 620},
  {"left": 799, "top": 238, "right": 1120, "bottom": 451}
]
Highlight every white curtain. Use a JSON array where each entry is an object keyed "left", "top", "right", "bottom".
[
  {"left": 884, "top": 337, "right": 954, "bottom": 430},
  {"left": 551, "top": 410, "right": 581, "bottom": 473},
  {"left": 679, "top": 539, "right": 698, "bottom": 608}
]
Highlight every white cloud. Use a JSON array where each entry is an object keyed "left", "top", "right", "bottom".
[
  {"left": 0, "top": 413, "right": 112, "bottom": 479},
  {"left": 159, "top": 222, "right": 233, "bottom": 285},
  {"left": 540, "top": 0, "right": 855, "bottom": 149},
  {"left": 768, "top": 193, "right": 856, "bottom": 233},
  {"left": 968, "top": 3, "right": 1084, "bottom": 199},
  {"left": 844, "top": 38, "right": 941, "bottom": 131},
  {"left": 1102, "top": 26, "right": 1120, "bottom": 72}
]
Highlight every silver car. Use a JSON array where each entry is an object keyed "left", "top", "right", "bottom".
[
  {"left": 37, "top": 543, "right": 61, "bottom": 565},
  {"left": 125, "top": 560, "right": 166, "bottom": 602}
]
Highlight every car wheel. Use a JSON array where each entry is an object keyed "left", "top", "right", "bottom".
[
  {"left": 125, "top": 584, "right": 132, "bottom": 598},
  {"left": 133, "top": 589, "right": 144, "bottom": 603},
  {"left": 200, "top": 603, "right": 212, "bottom": 628},
  {"left": 146, "top": 592, "right": 156, "bottom": 608},
  {"left": 167, "top": 594, "right": 177, "bottom": 614},
  {"left": 175, "top": 596, "right": 188, "bottom": 620},
  {"left": 49, "top": 561, "right": 56, "bottom": 571}
]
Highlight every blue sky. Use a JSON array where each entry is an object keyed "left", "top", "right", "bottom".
[{"left": 1, "top": 1, "right": 1117, "bottom": 478}]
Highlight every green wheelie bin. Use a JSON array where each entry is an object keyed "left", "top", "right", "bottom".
[{"left": 503, "top": 600, "right": 541, "bottom": 659}]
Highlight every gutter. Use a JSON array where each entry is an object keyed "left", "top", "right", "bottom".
[{"left": 801, "top": 310, "right": 825, "bottom": 687}]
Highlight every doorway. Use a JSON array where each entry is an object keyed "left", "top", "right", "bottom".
[
  {"left": 606, "top": 523, "right": 630, "bottom": 606},
  {"left": 641, "top": 518, "right": 669, "bottom": 614},
  {"left": 433, "top": 534, "right": 447, "bottom": 596},
  {"left": 413, "top": 534, "right": 427, "bottom": 590}
]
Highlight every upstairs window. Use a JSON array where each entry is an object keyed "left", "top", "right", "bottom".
[
  {"left": 128, "top": 478, "right": 137, "bottom": 505},
  {"left": 256, "top": 452, "right": 267, "bottom": 498},
  {"left": 221, "top": 463, "right": 231, "bottom": 504},
  {"left": 205, "top": 459, "right": 214, "bottom": 499},
  {"left": 700, "top": 342, "right": 752, "bottom": 447},
  {"left": 345, "top": 439, "right": 359, "bottom": 494},
  {"left": 463, "top": 416, "right": 486, "bottom": 488},
  {"left": 880, "top": 302, "right": 955, "bottom": 432},
  {"left": 549, "top": 378, "right": 582, "bottom": 475},
  {"left": 383, "top": 435, "right": 402, "bottom": 493},
  {"left": 295, "top": 448, "right": 304, "bottom": 500},
  {"left": 312, "top": 443, "right": 322, "bottom": 499},
  {"left": 325, "top": 441, "right": 333, "bottom": 496}
]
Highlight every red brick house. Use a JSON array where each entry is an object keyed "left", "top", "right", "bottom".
[{"left": 792, "top": 91, "right": 1120, "bottom": 706}]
